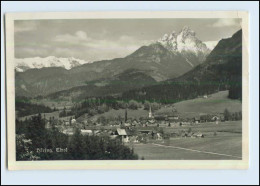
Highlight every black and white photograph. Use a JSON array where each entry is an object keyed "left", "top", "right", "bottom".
[{"left": 4, "top": 11, "right": 250, "bottom": 170}]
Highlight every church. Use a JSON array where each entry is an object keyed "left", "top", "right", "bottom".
[
  {"left": 147, "top": 106, "right": 155, "bottom": 124},
  {"left": 148, "top": 106, "right": 153, "bottom": 118}
]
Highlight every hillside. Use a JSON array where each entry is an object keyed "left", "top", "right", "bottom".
[
  {"left": 176, "top": 29, "right": 242, "bottom": 84},
  {"left": 155, "top": 91, "right": 242, "bottom": 118},
  {"left": 15, "top": 99, "right": 54, "bottom": 117},
  {"left": 45, "top": 69, "right": 157, "bottom": 101}
]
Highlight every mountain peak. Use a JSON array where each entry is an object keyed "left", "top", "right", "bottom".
[
  {"left": 157, "top": 26, "right": 210, "bottom": 58},
  {"left": 180, "top": 26, "right": 195, "bottom": 35}
]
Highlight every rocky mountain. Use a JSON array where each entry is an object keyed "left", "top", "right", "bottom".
[
  {"left": 15, "top": 56, "right": 91, "bottom": 72},
  {"left": 157, "top": 26, "right": 211, "bottom": 66},
  {"left": 122, "top": 29, "right": 242, "bottom": 102}
]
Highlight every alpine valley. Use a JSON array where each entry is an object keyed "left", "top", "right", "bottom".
[{"left": 14, "top": 22, "right": 243, "bottom": 162}]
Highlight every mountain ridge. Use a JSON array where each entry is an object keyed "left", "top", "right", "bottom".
[
  {"left": 15, "top": 56, "right": 92, "bottom": 72},
  {"left": 15, "top": 26, "right": 214, "bottom": 97}
]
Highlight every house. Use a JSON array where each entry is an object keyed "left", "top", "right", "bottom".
[
  {"left": 116, "top": 129, "right": 129, "bottom": 143},
  {"left": 109, "top": 129, "right": 130, "bottom": 142},
  {"left": 62, "top": 128, "right": 74, "bottom": 135},
  {"left": 80, "top": 129, "right": 93, "bottom": 136},
  {"left": 124, "top": 122, "right": 131, "bottom": 127},
  {"left": 45, "top": 121, "right": 51, "bottom": 129},
  {"left": 131, "top": 120, "right": 139, "bottom": 126},
  {"left": 156, "top": 133, "right": 163, "bottom": 140},
  {"left": 166, "top": 113, "right": 179, "bottom": 121},
  {"left": 194, "top": 117, "right": 200, "bottom": 124},
  {"left": 71, "top": 118, "right": 76, "bottom": 124},
  {"left": 147, "top": 118, "right": 155, "bottom": 124},
  {"left": 211, "top": 115, "right": 220, "bottom": 121},
  {"left": 193, "top": 132, "right": 204, "bottom": 138},
  {"left": 94, "top": 130, "right": 101, "bottom": 136}
]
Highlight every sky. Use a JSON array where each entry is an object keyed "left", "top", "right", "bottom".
[{"left": 14, "top": 18, "right": 242, "bottom": 61}]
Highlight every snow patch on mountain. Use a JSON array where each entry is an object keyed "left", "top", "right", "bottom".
[
  {"left": 157, "top": 26, "right": 211, "bottom": 55},
  {"left": 185, "top": 58, "right": 194, "bottom": 67},
  {"left": 15, "top": 56, "right": 91, "bottom": 72}
]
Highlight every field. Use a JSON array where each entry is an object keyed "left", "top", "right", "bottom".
[
  {"left": 155, "top": 90, "right": 242, "bottom": 118},
  {"left": 129, "top": 121, "right": 242, "bottom": 160}
]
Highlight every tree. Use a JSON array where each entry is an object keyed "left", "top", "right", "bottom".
[
  {"left": 69, "top": 117, "right": 72, "bottom": 126},
  {"left": 68, "top": 128, "right": 85, "bottom": 159},
  {"left": 128, "top": 100, "right": 141, "bottom": 110},
  {"left": 144, "top": 101, "right": 150, "bottom": 110},
  {"left": 16, "top": 134, "right": 40, "bottom": 161},
  {"left": 16, "top": 114, "right": 139, "bottom": 160},
  {"left": 224, "top": 108, "right": 231, "bottom": 121},
  {"left": 125, "top": 109, "right": 128, "bottom": 122},
  {"left": 97, "top": 116, "right": 106, "bottom": 125}
]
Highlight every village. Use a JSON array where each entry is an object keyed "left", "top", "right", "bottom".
[{"left": 43, "top": 105, "right": 226, "bottom": 144}]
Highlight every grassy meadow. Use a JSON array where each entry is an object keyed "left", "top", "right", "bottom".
[
  {"left": 155, "top": 91, "right": 242, "bottom": 118},
  {"left": 130, "top": 121, "right": 242, "bottom": 160}
]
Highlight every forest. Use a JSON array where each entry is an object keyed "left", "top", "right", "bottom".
[
  {"left": 16, "top": 114, "right": 138, "bottom": 160},
  {"left": 15, "top": 99, "right": 54, "bottom": 117}
]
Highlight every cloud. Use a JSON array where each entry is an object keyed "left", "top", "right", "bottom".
[
  {"left": 16, "top": 30, "right": 152, "bottom": 61},
  {"left": 80, "top": 35, "right": 151, "bottom": 60},
  {"left": 54, "top": 30, "right": 90, "bottom": 44},
  {"left": 52, "top": 31, "right": 152, "bottom": 60},
  {"left": 14, "top": 22, "right": 38, "bottom": 33},
  {"left": 15, "top": 46, "right": 49, "bottom": 57},
  {"left": 211, "top": 19, "right": 241, "bottom": 28}
]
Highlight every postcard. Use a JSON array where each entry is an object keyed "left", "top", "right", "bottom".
[{"left": 5, "top": 11, "right": 249, "bottom": 170}]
